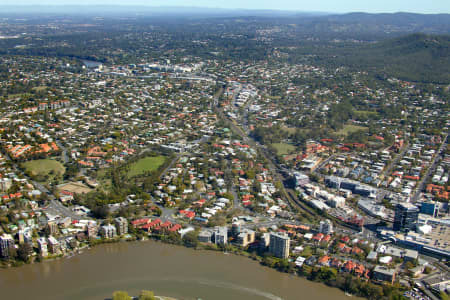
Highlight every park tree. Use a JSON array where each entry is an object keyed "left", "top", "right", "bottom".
[
  {"left": 182, "top": 231, "right": 198, "bottom": 248},
  {"left": 139, "top": 290, "right": 155, "bottom": 300},
  {"left": 17, "top": 243, "right": 32, "bottom": 262},
  {"left": 112, "top": 291, "right": 132, "bottom": 300}
]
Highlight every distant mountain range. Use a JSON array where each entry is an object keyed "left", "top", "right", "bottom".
[{"left": 0, "top": 5, "right": 326, "bottom": 17}]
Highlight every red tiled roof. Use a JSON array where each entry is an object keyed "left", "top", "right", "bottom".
[
  {"left": 131, "top": 218, "right": 151, "bottom": 227},
  {"left": 343, "top": 260, "right": 356, "bottom": 272},
  {"left": 313, "top": 233, "right": 324, "bottom": 241},
  {"left": 318, "top": 256, "right": 330, "bottom": 264}
]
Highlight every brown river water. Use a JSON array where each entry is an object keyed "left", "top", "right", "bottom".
[{"left": 0, "top": 240, "right": 359, "bottom": 300}]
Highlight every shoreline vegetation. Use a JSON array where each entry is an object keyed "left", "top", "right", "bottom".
[
  {"left": 2, "top": 232, "right": 407, "bottom": 300},
  {"left": 111, "top": 290, "right": 178, "bottom": 300}
]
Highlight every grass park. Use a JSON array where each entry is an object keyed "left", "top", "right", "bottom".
[
  {"left": 270, "top": 143, "right": 297, "bottom": 155},
  {"left": 336, "top": 124, "right": 369, "bottom": 136},
  {"left": 127, "top": 156, "right": 167, "bottom": 177},
  {"left": 22, "top": 159, "right": 65, "bottom": 181}
]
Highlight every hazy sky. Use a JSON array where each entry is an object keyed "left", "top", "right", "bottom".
[{"left": 1, "top": 0, "right": 449, "bottom": 14}]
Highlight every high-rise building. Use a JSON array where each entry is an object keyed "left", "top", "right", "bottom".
[
  {"left": 420, "top": 201, "right": 439, "bottom": 217},
  {"left": 87, "top": 224, "right": 98, "bottom": 239},
  {"left": 231, "top": 222, "right": 241, "bottom": 237},
  {"left": 237, "top": 229, "right": 255, "bottom": 247},
  {"left": 17, "top": 230, "right": 25, "bottom": 245},
  {"left": 213, "top": 226, "right": 228, "bottom": 245},
  {"left": 393, "top": 203, "right": 419, "bottom": 232},
  {"left": 319, "top": 219, "right": 333, "bottom": 234},
  {"left": 114, "top": 217, "right": 128, "bottom": 235},
  {"left": 23, "top": 231, "right": 33, "bottom": 245},
  {"left": 259, "top": 233, "right": 271, "bottom": 249},
  {"left": 37, "top": 237, "right": 48, "bottom": 257},
  {"left": 0, "top": 234, "right": 15, "bottom": 258},
  {"left": 100, "top": 224, "right": 117, "bottom": 239},
  {"left": 47, "top": 236, "right": 60, "bottom": 254},
  {"left": 46, "top": 221, "right": 59, "bottom": 236},
  {"left": 269, "top": 232, "right": 290, "bottom": 259}
]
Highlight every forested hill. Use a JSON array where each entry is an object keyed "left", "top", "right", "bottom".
[
  {"left": 308, "top": 12, "right": 450, "bottom": 36},
  {"left": 336, "top": 33, "right": 450, "bottom": 84}
]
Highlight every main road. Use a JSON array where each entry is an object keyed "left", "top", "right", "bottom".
[
  {"left": 411, "top": 133, "right": 448, "bottom": 202},
  {"left": 212, "top": 90, "right": 317, "bottom": 219}
]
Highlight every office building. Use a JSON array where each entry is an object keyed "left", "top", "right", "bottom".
[
  {"left": 372, "top": 266, "right": 396, "bottom": 284},
  {"left": 393, "top": 203, "right": 419, "bottom": 232},
  {"left": 420, "top": 201, "right": 439, "bottom": 217}
]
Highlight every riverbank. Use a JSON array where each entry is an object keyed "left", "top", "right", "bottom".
[
  {"left": 0, "top": 239, "right": 357, "bottom": 300},
  {"left": 0, "top": 233, "right": 406, "bottom": 300}
]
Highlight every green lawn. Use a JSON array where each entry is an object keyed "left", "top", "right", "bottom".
[
  {"left": 96, "top": 169, "right": 112, "bottom": 191},
  {"left": 32, "top": 86, "right": 47, "bottom": 92},
  {"left": 128, "top": 156, "right": 167, "bottom": 177},
  {"left": 281, "top": 126, "right": 297, "bottom": 134},
  {"left": 354, "top": 110, "right": 379, "bottom": 118},
  {"left": 282, "top": 126, "right": 310, "bottom": 136},
  {"left": 7, "top": 93, "right": 27, "bottom": 99},
  {"left": 271, "top": 143, "right": 297, "bottom": 155},
  {"left": 336, "top": 124, "right": 369, "bottom": 136},
  {"left": 22, "top": 159, "right": 65, "bottom": 181}
]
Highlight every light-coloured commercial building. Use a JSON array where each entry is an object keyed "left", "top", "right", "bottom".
[
  {"left": 372, "top": 266, "right": 396, "bottom": 284},
  {"left": 319, "top": 219, "right": 333, "bottom": 234}
]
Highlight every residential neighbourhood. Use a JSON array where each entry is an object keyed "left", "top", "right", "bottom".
[{"left": 0, "top": 19, "right": 448, "bottom": 300}]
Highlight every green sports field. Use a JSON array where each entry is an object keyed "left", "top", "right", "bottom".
[{"left": 128, "top": 156, "right": 167, "bottom": 177}]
